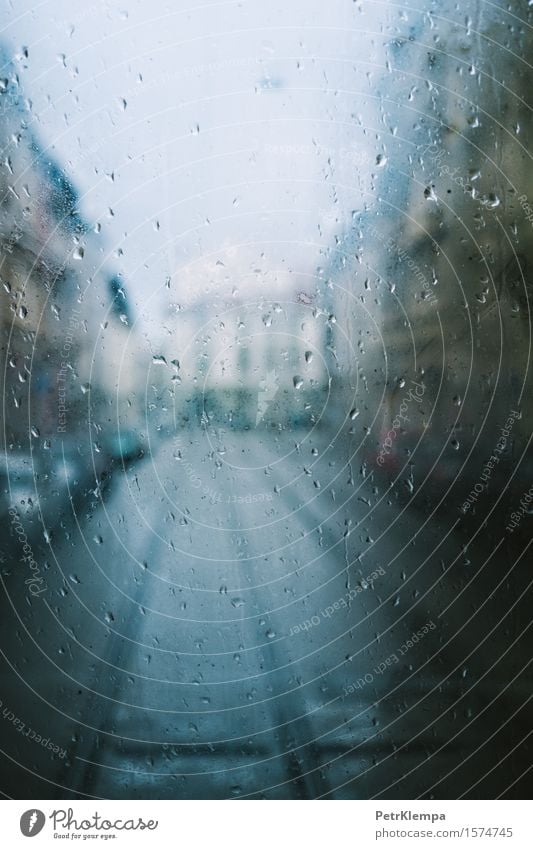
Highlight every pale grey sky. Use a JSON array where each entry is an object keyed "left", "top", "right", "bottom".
[{"left": 1, "top": 0, "right": 386, "bottom": 344}]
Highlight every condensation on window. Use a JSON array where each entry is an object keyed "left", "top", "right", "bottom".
[{"left": 0, "top": 0, "right": 532, "bottom": 800}]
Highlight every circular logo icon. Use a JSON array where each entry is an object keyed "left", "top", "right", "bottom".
[{"left": 20, "top": 810, "right": 46, "bottom": 837}]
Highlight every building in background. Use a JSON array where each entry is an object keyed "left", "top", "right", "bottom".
[{"left": 0, "top": 45, "right": 145, "bottom": 520}]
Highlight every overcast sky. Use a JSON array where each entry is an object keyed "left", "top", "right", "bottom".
[{"left": 1, "top": 0, "right": 389, "bottom": 345}]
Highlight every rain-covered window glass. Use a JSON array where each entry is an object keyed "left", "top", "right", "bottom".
[{"left": 1, "top": 0, "right": 532, "bottom": 803}]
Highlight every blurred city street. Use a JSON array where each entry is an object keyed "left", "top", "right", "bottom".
[{"left": 1, "top": 414, "right": 532, "bottom": 799}]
